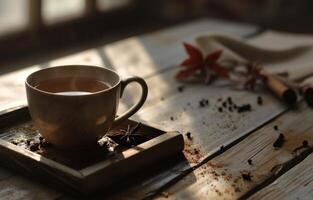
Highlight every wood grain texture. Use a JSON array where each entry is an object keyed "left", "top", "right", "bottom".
[
  {"left": 0, "top": 19, "right": 259, "bottom": 199},
  {"left": 249, "top": 153, "right": 313, "bottom": 200},
  {"left": 155, "top": 102, "right": 313, "bottom": 200}
]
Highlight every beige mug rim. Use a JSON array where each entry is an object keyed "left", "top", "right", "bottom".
[{"left": 25, "top": 65, "right": 121, "bottom": 97}]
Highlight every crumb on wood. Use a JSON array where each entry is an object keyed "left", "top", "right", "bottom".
[
  {"left": 161, "top": 192, "right": 170, "bottom": 198},
  {"left": 273, "top": 133, "right": 285, "bottom": 149},
  {"left": 241, "top": 172, "right": 252, "bottom": 182},
  {"left": 177, "top": 85, "right": 185, "bottom": 93}
]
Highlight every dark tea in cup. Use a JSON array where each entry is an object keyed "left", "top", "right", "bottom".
[{"left": 35, "top": 77, "right": 111, "bottom": 95}]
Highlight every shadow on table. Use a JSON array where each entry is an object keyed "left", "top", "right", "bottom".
[{"left": 61, "top": 153, "right": 197, "bottom": 199}]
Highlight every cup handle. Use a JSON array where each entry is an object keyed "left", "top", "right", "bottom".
[{"left": 113, "top": 76, "right": 148, "bottom": 126}]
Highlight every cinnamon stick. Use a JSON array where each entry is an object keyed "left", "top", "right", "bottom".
[{"left": 261, "top": 70, "right": 297, "bottom": 105}]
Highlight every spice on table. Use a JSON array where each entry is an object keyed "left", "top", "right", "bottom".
[
  {"left": 247, "top": 159, "right": 253, "bottom": 165},
  {"left": 273, "top": 133, "right": 285, "bottom": 149},
  {"left": 199, "top": 98, "right": 209, "bottom": 108},
  {"left": 222, "top": 102, "right": 227, "bottom": 108},
  {"left": 292, "top": 140, "right": 310, "bottom": 154},
  {"left": 303, "top": 86, "right": 313, "bottom": 106},
  {"left": 257, "top": 96, "right": 263, "bottom": 105},
  {"left": 241, "top": 172, "right": 252, "bottom": 181},
  {"left": 303, "top": 140, "right": 309, "bottom": 147},
  {"left": 177, "top": 85, "right": 185, "bottom": 93},
  {"left": 274, "top": 125, "right": 278, "bottom": 131},
  {"left": 218, "top": 107, "right": 223, "bottom": 112},
  {"left": 261, "top": 69, "right": 297, "bottom": 105},
  {"left": 170, "top": 116, "right": 174, "bottom": 121},
  {"left": 237, "top": 104, "right": 251, "bottom": 113},
  {"left": 227, "top": 97, "right": 233, "bottom": 104}
]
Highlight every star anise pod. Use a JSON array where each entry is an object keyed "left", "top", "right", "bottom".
[{"left": 176, "top": 43, "right": 229, "bottom": 84}]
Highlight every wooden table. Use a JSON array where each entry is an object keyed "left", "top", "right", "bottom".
[{"left": 0, "top": 18, "right": 313, "bottom": 200}]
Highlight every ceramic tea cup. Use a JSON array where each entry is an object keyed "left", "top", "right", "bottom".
[{"left": 25, "top": 65, "right": 148, "bottom": 149}]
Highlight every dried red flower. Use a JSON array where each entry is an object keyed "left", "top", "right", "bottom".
[{"left": 176, "top": 43, "right": 229, "bottom": 84}]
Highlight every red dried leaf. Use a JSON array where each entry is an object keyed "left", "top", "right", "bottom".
[
  {"left": 204, "top": 49, "right": 223, "bottom": 64},
  {"left": 183, "top": 43, "right": 203, "bottom": 61},
  {"left": 175, "top": 66, "right": 200, "bottom": 80},
  {"left": 210, "top": 63, "right": 229, "bottom": 79},
  {"left": 180, "top": 58, "right": 202, "bottom": 68}
]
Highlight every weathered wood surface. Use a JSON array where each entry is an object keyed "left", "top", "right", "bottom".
[
  {"left": 0, "top": 19, "right": 258, "bottom": 199},
  {"left": 249, "top": 150, "right": 313, "bottom": 200},
  {"left": 1, "top": 18, "right": 313, "bottom": 200},
  {"left": 104, "top": 29, "right": 313, "bottom": 200},
  {"left": 155, "top": 103, "right": 313, "bottom": 200}
]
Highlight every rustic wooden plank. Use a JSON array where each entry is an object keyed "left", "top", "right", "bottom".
[
  {"left": 249, "top": 152, "right": 313, "bottom": 200},
  {"left": 154, "top": 102, "right": 313, "bottom": 200},
  {"left": 0, "top": 19, "right": 258, "bottom": 199}
]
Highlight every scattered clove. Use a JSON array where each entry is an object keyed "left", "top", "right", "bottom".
[
  {"left": 303, "top": 140, "right": 309, "bottom": 147},
  {"left": 237, "top": 104, "right": 251, "bottom": 113},
  {"left": 292, "top": 140, "right": 310, "bottom": 154},
  {"left": 257, "top": 96, "right": 263, "bottom": 105},
  {"left": 177, "top": 85, "right": 185, "bottom": 93},
  {"left": 273, "top": 133, "right": 285, "bottom": 149},
  {"left": 241, "top": 172, "right": 252, "bottom": 181},
  {"left": 199, "top": 98, "right": 209, "bottom": 107}
]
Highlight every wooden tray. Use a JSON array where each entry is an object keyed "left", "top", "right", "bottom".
[{"left": 0, "top": 106, "right": 184, "bottom": 195}]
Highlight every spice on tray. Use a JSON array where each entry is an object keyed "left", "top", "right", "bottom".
[
  {"left": 107, "top": 122, "right": 144, "bottom": 146},
  {"left": 274, "top": 125, "right": 278, "bottom": 131},
  {"left": 247, "top": 159, "right": 253, "bottom": 165},
  {"left": 29, "top": 141, "right": 39, "bottom": 152},
  {"left": 273, "top": 133, "right": 285, "bottom": 149},
  {"left": 218, "top": 107, "right": 223, "bottom": 112},
  {"left": 222, "top": 102, "right": 227, "bottom": 108}
]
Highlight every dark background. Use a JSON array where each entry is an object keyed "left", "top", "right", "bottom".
[{"left": 1, "top": 0, "right": 312, "bottom": 69}]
